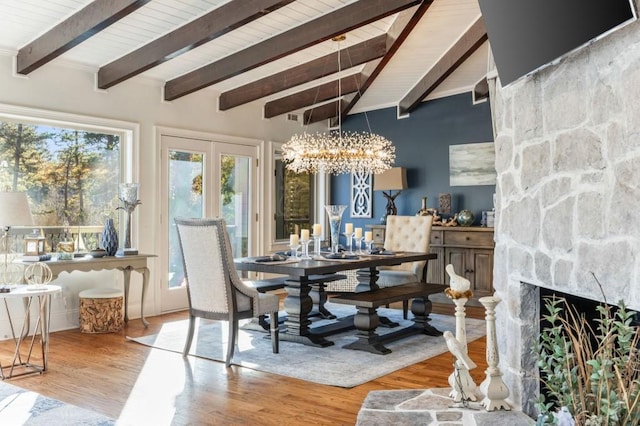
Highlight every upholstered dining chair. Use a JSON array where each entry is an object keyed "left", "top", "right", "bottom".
[
  {"left": 174, "top": 217, "right": 280, "bottom": 368},
  {"left": 377, "top": 215, "right": 433, "bottom": 318}
]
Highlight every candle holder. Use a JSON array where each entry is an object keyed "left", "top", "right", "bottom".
[
  {"left": 289, "top": 244, "right": 300, "bottom": 260},
  {"left": 343, "top": 232, "right": 354, "bottom": 254},
  {"left": 364, "top": 240, "right": 374, "bottom": 254},
  {"left": 116, "top": 183, "right": 141, "bottom": 256},
  {"left": 313, "top": 235, "right": 323, "bottom": 258},
  {"left": 299, "top": 238, "right": 311, "bottom": 260},
  {"left": 354, "top": 236, "right": 364, "bottom": 254}
]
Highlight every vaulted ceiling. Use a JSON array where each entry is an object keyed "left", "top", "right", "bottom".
[{"left": 0, "top": 0, "right": 489, "bottom": 124}]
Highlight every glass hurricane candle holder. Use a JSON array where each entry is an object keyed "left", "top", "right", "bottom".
[{"left": 325, "top": 205, "right": 346, "bottom": 254}]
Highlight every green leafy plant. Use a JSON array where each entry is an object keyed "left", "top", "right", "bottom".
[{"left": 534, "top": 281, "right": 640, "bottom": 425}]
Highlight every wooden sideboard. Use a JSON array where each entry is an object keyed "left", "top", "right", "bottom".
[
  {"left": 366, "top": 223, "right": 494, "bottom": 300},
  {"left": 427, "top": 226, "right": 494, "bottom": 301}
]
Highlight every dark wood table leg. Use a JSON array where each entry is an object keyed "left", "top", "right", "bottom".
[
  {"left": 342, "top": 306, "right": 391, "bottom": 355},
  {"left": 310, "top": 283, "right": 337, "bottom": 319},
  {"left": 355, "top": 268, "right": 399, "bottom": 328},
  {"left": 410, "top": 296, "right": 442, "bottom": 336},
  {"left": 281, "top": 278, "right": 334, "bottom": 347}
]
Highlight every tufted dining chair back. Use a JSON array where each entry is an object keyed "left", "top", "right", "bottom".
[
  {"left": 174, "top": 217, "right": 279, "bottom": 367},
  {"left": 379, "top": 215, "right": 433, "bottom": 279}
]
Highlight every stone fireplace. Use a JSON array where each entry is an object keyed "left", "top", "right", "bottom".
[{"left": 488, "top": 0, "right": 640, "bottom": 415}]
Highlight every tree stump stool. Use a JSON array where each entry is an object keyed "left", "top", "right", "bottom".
[{"left": 79, "top": 288, "right": 124, "bottom": 333}]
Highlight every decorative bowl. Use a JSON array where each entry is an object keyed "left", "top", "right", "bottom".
[{"left": 90, "top": 249, "right": 107, "bottom": 258}]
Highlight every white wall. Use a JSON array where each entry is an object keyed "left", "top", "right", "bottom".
[{"left": 0, "top": 53, "right": 324, "bottom": 335}]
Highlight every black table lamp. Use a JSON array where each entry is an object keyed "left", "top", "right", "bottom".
[{"left": 373, "top": 167, "right": 407, "bottom": 223}]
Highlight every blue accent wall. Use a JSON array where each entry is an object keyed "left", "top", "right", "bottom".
[{"left": 331, "top": 92, "right": 495, "bottom": 229}]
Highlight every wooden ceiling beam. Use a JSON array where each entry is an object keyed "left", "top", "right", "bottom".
[
  {"left": 398, "top": 16, "right": 487, "bottom": 115},
  {"left": 164, "top": 0, "right": 422, "bottom": 101},
  {"left": 303, "top": 100, "right": 343, "bottom": 125},
  {"left": 219, "top": 34, "right": 388, "bottom": 110},
  {"left": 16, "top": 0, "right": 150, "bottom": 75},
  {"left": 98, "top": 0, "right": 295, "bottom": 89},
  {"left": 328, "top": 1, "right": 434, "bottom": 126},
  {"left": 264, "top": 74, "right": 362, "bottom": 118}
]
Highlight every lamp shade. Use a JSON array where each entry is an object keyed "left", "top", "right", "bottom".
[
  {"left": 373, "top": 167, "right": 407, "bottom": 191},
  {"left": 0, "top": 192, "right": 33, "bottom": 228}
]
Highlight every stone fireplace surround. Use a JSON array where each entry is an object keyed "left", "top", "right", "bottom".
[{"left": 489, "top": 0, "right": 640, "bottom": 416}]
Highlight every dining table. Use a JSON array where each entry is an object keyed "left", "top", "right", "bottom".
[{"left": 235, "top": 251, "right": 438, "bottom": 348}]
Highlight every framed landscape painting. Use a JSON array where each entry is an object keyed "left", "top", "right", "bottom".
[{"left": 449, "top": 142, "right": 497, "bottom": 186}]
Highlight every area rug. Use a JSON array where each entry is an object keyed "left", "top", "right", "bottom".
[
  {"left": 0, "top": 380, "right": 115, "bottom": 425},
  {"left": 128, "top": 303, "right": 486, "bottom": 388}
]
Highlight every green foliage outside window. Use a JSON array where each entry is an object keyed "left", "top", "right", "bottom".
[{"left": 0, "top": 121, "right": 120, "bottom": 227}]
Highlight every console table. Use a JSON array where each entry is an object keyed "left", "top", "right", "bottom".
[{"left": 18, "top": 254, "right": 155, "bottom": 327}]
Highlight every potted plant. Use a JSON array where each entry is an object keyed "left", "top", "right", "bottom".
[{"left": 534, "top": 278, "right": 640, "bottom": 425}]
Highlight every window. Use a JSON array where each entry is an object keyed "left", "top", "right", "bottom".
[
  {"left": 0, "top": 104, "right": 134, "bottom": 251},
  {"left": 274, "top": 157, "right": 314, "bottom": 239}
]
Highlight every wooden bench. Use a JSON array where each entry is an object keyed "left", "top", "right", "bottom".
[{"left": 330, "top": 282, "right": 446, "bottom": 355}]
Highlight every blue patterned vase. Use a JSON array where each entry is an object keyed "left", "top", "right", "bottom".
[{"left": 101, "top": 218, "right": 119, "bottom": 256}]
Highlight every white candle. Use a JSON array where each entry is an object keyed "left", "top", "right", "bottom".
[
  {"left": 345, "top": 223, "right": 353, "bottom": 234},
  {"left": 364, "top": 231, "right": 373, "bottom": 242},
  {"left": 301, "top": 229, "right": 310, "bottom": 241},
  {"left": 312, "top": 223, "right": 322, "bottom": 236},
  {"left": 290, "top": 234, "right": 299, "bottom": 246},
  {"left": 355, "top": 227, "right": 363, "bottom": 239}
]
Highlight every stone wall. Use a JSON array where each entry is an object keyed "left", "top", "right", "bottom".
[{"left": 489, "top": 1, "right": 640, "bottom": 414}]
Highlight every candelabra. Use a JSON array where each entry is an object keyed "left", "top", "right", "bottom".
[
  {"left": 447, "top": 296, "right": 479, "bottom": 403},
  {"left": 479, "top": 296, "right": 511, "bottom": 411}
]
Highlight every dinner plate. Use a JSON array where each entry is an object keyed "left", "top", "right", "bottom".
[
  {"left": 253, "top": 255, "right": 288, "bottom": 263},
  {"left": 323, "top": 253, "right": 359, "bottom": 260}
]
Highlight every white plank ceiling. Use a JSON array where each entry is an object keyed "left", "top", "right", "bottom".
[{"left": 0, "top": 0, "right": 488, "bottom": 117}]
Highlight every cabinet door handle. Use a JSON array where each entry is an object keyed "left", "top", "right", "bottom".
[
  {"left": 465, "top": 236, "right": 470, "bottom": 240},
  {"left": 465, "top": 269, "right": 474, "bottom": 274}
]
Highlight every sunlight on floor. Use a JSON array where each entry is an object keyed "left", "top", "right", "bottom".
[
  {"left": 118, "top": 318, "right": 257, "bottom": 425},
  {"left": 0, "top": 390, "right": 39, "bottom": 425}
]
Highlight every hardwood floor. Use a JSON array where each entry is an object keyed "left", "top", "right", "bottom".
[{"left": 0, "top": 302, "right": 487, "bottom": 425}]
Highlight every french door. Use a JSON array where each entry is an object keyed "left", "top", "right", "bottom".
[{"left": 160, "top": 134, "right": 258, "bottom": 313}]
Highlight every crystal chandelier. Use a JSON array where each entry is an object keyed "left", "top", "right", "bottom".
[{"left": 281, "top": 35, "right": 395, "bottom": 175}]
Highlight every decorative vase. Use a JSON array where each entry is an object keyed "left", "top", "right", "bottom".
[
  {"left": 457, "top": 209, "right": 475, "bottom": 226},
  {"left": 101, "top": 218, "right": 119, "bottom": 256},
  {"left": 324, "top": 205, "right": 346, "bottom": 254}
]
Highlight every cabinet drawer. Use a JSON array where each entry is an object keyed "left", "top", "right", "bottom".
[
  {"left": 429, "top": 230, "right": 443, "bottom": 246},
  {"left": 443, "top": 230, "right": 494, "bottom": 247},
  {"left": 372, "top": 228, "right": 385, "bottom": 244}
]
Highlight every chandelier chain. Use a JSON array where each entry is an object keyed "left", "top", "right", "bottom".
[{"left": 281, "top": 34, "right": 395, "bottom": 175}]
